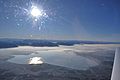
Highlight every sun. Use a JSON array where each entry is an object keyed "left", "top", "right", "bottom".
[
  {"left": 29, "top": 4, "right": 48, "bottom": 30},
  {"left": 31, "top": 6, "right": 43, "bottom": 17}
]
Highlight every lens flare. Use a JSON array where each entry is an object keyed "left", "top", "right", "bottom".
[
  {"left": 31, "top": 6, "right": 42, "bottom": 17},
  {"left": 12, "top": 1, "right": 54, "bottom": 31}
]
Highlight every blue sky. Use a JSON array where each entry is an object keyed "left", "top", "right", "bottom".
[{"left": 0, "top": 0, "right": 120, "bottom": 42}]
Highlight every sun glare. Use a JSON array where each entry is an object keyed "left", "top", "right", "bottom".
[
  {"left": 28, "top": 57, "right": 43, "bottom": 65},
  {"left": 31, "top": 6, "right": 42, "bottom": 17}
]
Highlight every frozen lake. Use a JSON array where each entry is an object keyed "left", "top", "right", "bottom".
[
  {"left": 1, "top": 44, "right": 119, "bottom": 70},
  {"left": 7, "top": 46, "right": 99, "bottom": 70}
]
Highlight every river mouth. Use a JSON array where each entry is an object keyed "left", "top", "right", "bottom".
[{"left": 7, "top": 49, "right": 98, "bottom": 70}]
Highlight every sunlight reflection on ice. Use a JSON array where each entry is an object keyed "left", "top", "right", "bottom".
[{"left": 28, "top": 57, "right": 43, "bottom": 64}]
